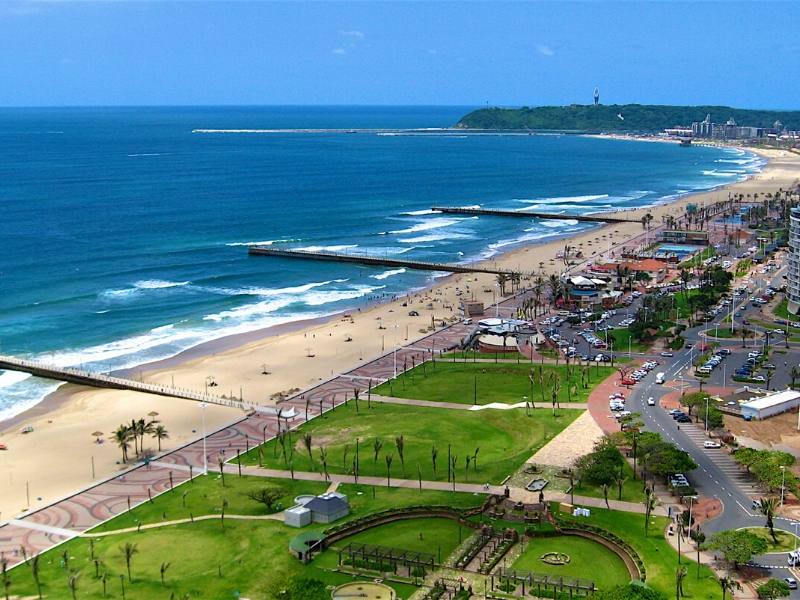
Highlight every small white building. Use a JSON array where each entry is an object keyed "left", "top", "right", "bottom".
[
  {"left": 284, "top": 505, "right": 312, "bottom": 528},
  {"left": 741, "top": 390, "right": 800, "bottom": 420}
]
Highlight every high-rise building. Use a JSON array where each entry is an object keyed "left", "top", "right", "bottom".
[{"left": 788, "top": 207, "right": 800, "bottom": 314}]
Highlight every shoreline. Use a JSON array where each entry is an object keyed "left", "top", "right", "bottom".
[{"left": 1, "top": 145, "right": 798, "bottom": 520}]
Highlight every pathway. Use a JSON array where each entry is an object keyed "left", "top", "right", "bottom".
[{"left": 370, "top": 394, "right": 585, "bottom": 411}]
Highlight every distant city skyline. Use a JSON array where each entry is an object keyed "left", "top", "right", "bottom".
[{"left": 0, "top": 1, "right": 798, "bottom": 108}]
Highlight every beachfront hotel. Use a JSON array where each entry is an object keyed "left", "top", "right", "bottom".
[{"left": 788, "top": 207, "right": 800, "bottom": 314}]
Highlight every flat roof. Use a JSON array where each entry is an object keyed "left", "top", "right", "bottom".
[{"left": 742, "top": 390, "right": 800, "bottom": 411}]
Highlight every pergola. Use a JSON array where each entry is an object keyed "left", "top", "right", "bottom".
[
  {"left": 338, "top": 542, "right": 436, "bottom": 574},
  {"left": 493, "top": 567, "right": 596, "bottom": 597}
]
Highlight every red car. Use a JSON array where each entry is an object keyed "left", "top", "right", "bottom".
[{"left": 621, "top": 378, "right": 637, "bottom": 386}]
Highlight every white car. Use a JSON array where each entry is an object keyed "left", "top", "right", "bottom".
[
  {"left": 703, "top": 441, "right": 722, "bottom": 449},
  {"left": 647, "top": 397, "right": 656, "bottom": 406}
]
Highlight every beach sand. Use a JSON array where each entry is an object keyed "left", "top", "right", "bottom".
[{"left": 1, "top": 146, "right": 798, "bottom": 520}]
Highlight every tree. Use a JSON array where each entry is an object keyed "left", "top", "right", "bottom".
[
  {"left": 385, "top": 454, "right": 393, "bottom": 487},
  {"left": 718, "top": 576, "right": 742, "bottom": 600},
  {"left": 707, "top": 529, "right": 768, "bottom": 569},
  {"left": 302, "top": 433, "right": 314, "bottom": 468},
  {"left": 675, "top": 566, "right": 688, "bottom": 600},
  {"left": 643, "top": 489, "right": 657, "bottom": 536},
  {"left": 30, "top": 553, "right": 43, "bottom": 599},
  {"left": 373, "top": 438, "right": 383, "bottom": 463},
  {"left": 757, "top": 579, "right": 791, "bottom": 600},
  {"left": 594, "top": 583, "right": 667, "bottom": 600},
  {"left": 602, "top": 483, "right": 611, "bottom": 508},
  {"left": 152, "top": 424, "right": 169, "bottom": 451},
  {"left": 431, "top": 445, "right": 438, "bottom": 476},
  {"left": 1, "top": 557, "right": 10, "bottom": 600},
  {"left": 160, "top": 561, "right": 171, "bottom": 586},
  {"left": 246, "top": 487, "right": 283, "bottom": 511},
  {"left": 113, "top": 425, "right": 132, "bottom": 463},
  {"left": 68, "top": 572, "right": 80, "bottom": 600},
  {"left": 615, "top": 468, "right": 628, "bottom": 501},
  {"left": 120, "top": 542, "right": 138, "bottom": 581},
  {"left": 395, "top": 435, "right": 405, "bottom": 476},
  {"left": 760, "top": 497, "right": 779, "bottom": 543}
]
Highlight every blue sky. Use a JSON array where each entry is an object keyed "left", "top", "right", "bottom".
[{"left": 1, "top": 1, "right": 798, "bottom": 108}]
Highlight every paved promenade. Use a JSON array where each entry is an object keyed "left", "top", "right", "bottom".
[{"left": 0, "top": 320, "right": 472, "bottom": 566}]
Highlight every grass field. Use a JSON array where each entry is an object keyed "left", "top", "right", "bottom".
[
  {"left": 741, "top": 527, "right": 800, "bottom": 553},
  {"left": 556, "top": 506, "right": 720, "bottom": 600},
  {"left": 570, "top": 462, "right": 645, "bottom": 504},
  {"left": 607, "top": 328, "right": 651, "bottom": 354},
  {"left": 92, "top": 474, "right": 329, "bottom": 532},
  {"left": 512, "top": 535, "right": 631, "bottom": 590},
  {"left": 372, "top": 362, "right": 614, "bottom": 405},
  {"left": 237, "top": 401, "right": 580, "bottom": 484},
  {"left": 440, "top": 350, "right": 523, "bottom": 360},
  {"left": 5, "top": 483, "right": 485, "bottom": 599}
]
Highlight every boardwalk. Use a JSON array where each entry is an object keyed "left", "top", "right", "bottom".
[{"left": 247, "top": 246, "right": 519, "bottom": 275}]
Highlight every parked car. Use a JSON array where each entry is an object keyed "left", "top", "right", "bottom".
[{"left": 703, "top": 441, "right": 722, "bottom": 449}]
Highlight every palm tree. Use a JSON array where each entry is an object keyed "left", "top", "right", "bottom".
[
  {"left": 496, "top": 273, "right": 508, "bottom": 296},
  {"left": 68, "top": 572, "right": 80, "bottom": 600},
  {"left": 431, "top": 445, "right": 438, "bottom": 476},
  {"left": 791, "top": 366, "right": 800, "bottom": 390},
  {"left": 113, "top": 425, "right": 132, "bottom": 463},
  {"left": 718, "top": 575, "right": 741, "bottom": 600},
  {"left": 1, "top": 557, "right": 10, "bottom": 600},
  {"left": 152, "top": 425, "right": 169, "bottom": 451},
  {"left": 676, "top": 566, "right": 688, "bottom": 600},
  {"left": 120, "top": 542, "right": 138, "bottom": 582},
  {"left": 602, "top": 483, "right": 610, "bottom": 508},
  {"left": 760, "top": 497, "right": 779, "bottom": 543},
  {"left": 385, "top": 454, "right": 393, "bottom": 487},
  {"left": 302, "top": 433, "right": 314, "bottom": 468},
  {"left": 643, "top": 488, "right": 657, "bottom": 536},
  {"left": 29, "top": 553, "right": 42, "bottom": 598},
  {"left": 395, "top": 435, "right": 405, "bottom": 476},
  {"left": 160, "top": 561, "right": 171, "bottom": 586},
  {"left": 614, "top": 468, "right": 628, "bottom": 501},
  {"left": 319, "top": 446, "right": 329, "bottom": 482}
]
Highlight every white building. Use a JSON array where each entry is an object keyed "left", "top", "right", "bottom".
[
  {"left": 740, "top": 390, "right": 800, "bottom": 420},
  {"left": 284, "top": 491, "right": 350, "bottom": 527},
  {"left": 788, "top": 207, "right": 800, "bottom": 315}
]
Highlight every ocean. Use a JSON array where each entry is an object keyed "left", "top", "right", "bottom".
[{"left": 0, "top": 106, "right": 763, "bottom": 420}]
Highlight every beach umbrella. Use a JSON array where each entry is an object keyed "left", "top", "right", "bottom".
[
  {"left": 148, "top": 411, "right": 159, "bottom": 418},
  {"left": 92, "top": 431, "right": 103, "bottom": 442}
]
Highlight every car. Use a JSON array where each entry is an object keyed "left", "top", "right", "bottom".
[
  {"left": 647, "top": 397, "right": 656, "bottom": 406},
  {"left": 751, "top": 375, "right": 766, "bottom": 383},
  {"left": 784, "top": 578, "right": 797, "bottom": 591},
  {"left": 660, "top": 352, "right": 674, "bottom": 357},
  {"left": 763, "top": 363, "right": 777, "bottom": 369},
  {"left": 685, "top": 344, "right": 693, "bottom": 349},
  {"left": 668, "top": 408, "right": 682, "bottom": 415},
  {"left": 672, "top": 411, "right": 687, "bottom": 419},
  {"left": 676, "top": 415, "right": 692, "bottom": 423},
  {"left": 703, "top": 441, "right": 722, "bottom": 449}
]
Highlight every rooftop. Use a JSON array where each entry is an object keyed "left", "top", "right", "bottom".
[{"left": 741, "top": 390, "right": 800, "bottom": 411}]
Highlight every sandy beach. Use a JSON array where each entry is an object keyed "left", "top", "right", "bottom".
[{"left": 1, "top": 145, "right": 798, "bottom": 520}]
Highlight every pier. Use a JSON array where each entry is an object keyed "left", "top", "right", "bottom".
[
  {"left": 247, "top": 246, "right": 518, "bottom": 275},
  {"left": 0, "top": 355, "right": 267, "bottom": 412},
  {"left": 431, "top": 206, "right": 640, "bottom": 224}
]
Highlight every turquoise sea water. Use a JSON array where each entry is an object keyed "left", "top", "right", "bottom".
[{"left": 0, "top": 106, "right": 763, "bottom": 419}]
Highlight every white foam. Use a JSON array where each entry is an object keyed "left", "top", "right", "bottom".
[
  {"left": 541, "top": 219, "right": 580, "bottom": 228},
  {"left": 0, "top": 370, "right": 31, "bottom": 388},
  {"left": 516, "top": 194, "right": 609, "bottom": 205},
  {"left": 389, "top": 217, "right": 463, "bottom": 235},
  {"left": 399, "top": 232, "right": 471, "bottom": 244},
  {"left": 102, "top": 280, "right": 189, "bottom": 299},
  {"left": 401, "top": 209, "right": 439, "bottom": 216},
  {"left": 295, "top": 244, "right": 358, "bottom": 252},
  {"left": 372, "top": 268, "right": 406, "bottom": 280}
]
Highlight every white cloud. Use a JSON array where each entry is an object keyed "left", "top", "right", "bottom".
[
  {"left": 338, "top": 29, "right": 364, "bottom": 39},
  {"left": 332, "top": 48, "right": 347, "bottom": 55},
  {"left": 537, "top": 44, "right": 555, "bottom": 57}
]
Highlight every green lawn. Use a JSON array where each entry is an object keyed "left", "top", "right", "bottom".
[
  {"left": 775, "top": 298, "right": 792, "bottom": 320},
  {"left": 92, "top": 474, "right": 329, "bottom": 532},
  {"left": 237, "top": 401, "right": 581, "bottom": 484},
  {"left": 556, "top": 506, "right": 720, "bottom": 600},
  {"left": 319, "top": 517, "right": 469, "bottom": 567},
  {"left": 607, "top": 328, "right": 651, "bottom": 354},
  {"left": 373, "top": 362, "right": 614, "bottom": 405},
  {"left": 5, "top": 483, "right": 486, "bottom": 600},
  {"left": 571, "top": 462, "right": 645, "bottom": 504},
  {"left": 740, "top": 527, "right": 800, "bottom": 553},
  {"left": 512, "top": 535, "right": 631, "bottom": 590}
]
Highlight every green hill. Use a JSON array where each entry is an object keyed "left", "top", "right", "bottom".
[{"left": 455, "top": 104, "right": 800, "bottom": 132}]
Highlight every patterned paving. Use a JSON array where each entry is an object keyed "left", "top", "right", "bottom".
[{"left": 0, "top": 319, "right": 473, "bottom": 566}]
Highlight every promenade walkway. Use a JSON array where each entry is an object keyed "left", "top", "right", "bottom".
[{"left": 0, "top": 320, "right": 471, "bottom": 566}]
